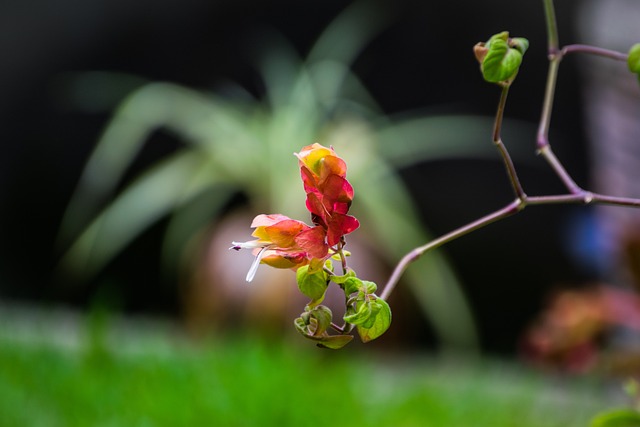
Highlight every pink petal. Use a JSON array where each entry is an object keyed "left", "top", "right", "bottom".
[
  {"left": 250, "top": 213, "right": 292, "bottom": 228},
  {"left": 326, "top": 214, "right": 360, "bottom": 246},
  {"left": 295, "top": 226, "right": 329, "bottom": 259}
]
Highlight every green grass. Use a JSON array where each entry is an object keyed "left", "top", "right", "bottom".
[{"left": 0, "top": 305, "right": 614, "bottom": 427}]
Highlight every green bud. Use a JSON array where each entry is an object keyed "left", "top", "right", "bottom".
[
  {"left": 293, "top": 306, "right": 354, "bottom": 349},
  {"left": 628, "top": 43, "right": 640, "bottom": 83},
  {"left": 294, "top": 305, "right": 332, "bottom": 337},
  {"left": 474, "top": 31, "right": 528, "bottom": 85}
]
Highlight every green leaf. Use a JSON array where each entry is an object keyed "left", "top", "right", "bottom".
[
  {"left": 342, "top": 277, "right": 364, "bottom": 295},
  {"left": 359, "top": 300, "right": 382, "bottom": 329},
  {"left": 343, "top": 299, "right": 373, "bottom": 326},
  {"left": 309, "top": 305, "right": 333, "bottom": 336},
  {"left": 475, "top": 31, "right": 528, "bottom": 84},
  {"left": 510, "top": 37, "right": 529, "bottom": 55},
  {"left": 316, "top": 334, "right": 354, "bottom": 349},
  {"left": 296, "top": 265, "right": 329, "bottom": 305},
  {"left": 628, "top": 43, "right": 640, "bottom": 83},
  {"left": 330, "top": 269, "right": 356, "bottom": 285},
  {"left": 357, "top": 298, "right": 392, "bottom": 343},
  {"left": 330, "top": 250, "right": 351, "bottom": 261},
  {"left": 362, "top": 280, "right": 377, "bottom": 294},
  {"left": 57, "top": 150, "right": 214, "bottom": 281},
  {"left": 590, "top": 409, "right": 640, "bottom": 427}
]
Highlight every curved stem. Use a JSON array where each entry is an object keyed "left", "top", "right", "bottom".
[
  {"left": 561, "top": 44, "right": 629, "bottom": 61},
  {"left": 378, "top": 0, "right": 640, "bottom": 303},
  {"left": 380, "top": 199, "right": 523, "bottom": 301},
  {"left": 494, "top": 86, "right": 527, "bottom": 199},
  {"left": 537, "top": 0, "right": 584, "bottom": 194},
  {"left": 536, "top": 59, "right": 560, "bottom": 152},
  {"left": 538, "top": 145, "right": 583, "bottom": 194},
  {"left": 379, "top": 189, "right": 640, "bottom": 302}
]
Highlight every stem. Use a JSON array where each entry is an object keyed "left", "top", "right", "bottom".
[
  {"left": 543, "top": 0, "right": 559, "bottom": 52},
  {"left": 494, "top": 86, "right": 526, "bottom": 199},
  {"left": 377, "top": 0, "right": 640, "bottom": 303},
  {"left": 379, "top": 190, "right": 640, "bottom": 301},
  {"left": 536, "top": 58, "right": 560, "bottom": 152},
  {"left": 538, "top": 0, "right": 559, "bottom": 152},
  {"left": 331, "top": 322, "right": 354, "bottom": 334},
  {"left": 527, "top": 192, "right": 640, "bottom": 208},
  {"left": 338, "top": 238, "right": 348, "bottom": 274},
  {"left": 537, "top": 0, "right": 584, "bottom": 193},
  {"left": 561, "top": 44, "right": 629, "bottom": 61},
  {"left": 380, "top": 199, "right": 523, "bottom": 301},
  {"left": 538, "top": 145, "right": 583, "bottom": 194}
]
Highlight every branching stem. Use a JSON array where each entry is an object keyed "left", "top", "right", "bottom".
[
  {"left": 379, "top": 0, "right": 638, "bottom": 302},
  {"left": 561, "top": 44, "right": 629, "bottom": 61},
  {"left": 494, "top": 86, "right": 526, "bottom": 199}
]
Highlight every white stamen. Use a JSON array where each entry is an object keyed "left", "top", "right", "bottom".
[
  {"left": 246, "top": 247, "right": 269, "bottom": 282},
  {"left": 230, "top": 240, "right": 263, "bottom": 250}
]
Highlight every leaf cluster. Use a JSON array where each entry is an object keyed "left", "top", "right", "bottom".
[{"left": 294, "top": 263, "right": 391, "bottom": 349}]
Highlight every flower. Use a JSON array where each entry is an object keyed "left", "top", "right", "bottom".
[
  {"left": 232, "top": 144, "right": 359, "bottom": 281},
  {"left": 230, "top": 214, "right": 327, "bottom": 282},
  {"left": 296, "top": 143, "right": 359, "bottom": 245}
]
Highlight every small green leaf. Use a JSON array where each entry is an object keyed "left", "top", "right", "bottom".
[
  {"left": 316, "top": 334, "right": 354, "bottom": 349},
  {"left": 342, "top": 277, "right": 364, "bottom": 295},
  {"left": 628, "top": 43, "right": 640, "bottom": 83},
  {"left": 474, "top": 31, "right": 528, "bottom": 84},
  {"left": 359, "top": 299, "right": 382, "bottom": 329},
  {"left": 296, "top": 265, "right": 329, "bottom": 305},
  {"left": 590, "top": 409, "right": 640, "bottom": 427},
  {"left": 331, "top": 250, "right": 351, "bottom": 260},
  {"left": 309, "top": 305, "right": 333, "bottom": 336},
  {"left": 362, "top": 280, "right": 377, "bottom": 294},
  {"left": 343, "top": 299, "right": 373, "bottom": 325},
  {"left": 331, "top": 268, "right": 356, "bottom": 285},
  {"left": 357, "top": 297, "right": 392, "bottom": 343}
]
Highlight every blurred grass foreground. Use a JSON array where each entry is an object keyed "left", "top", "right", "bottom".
[{"left": 0, "top": 302, "right": 613, "bottom": 427}]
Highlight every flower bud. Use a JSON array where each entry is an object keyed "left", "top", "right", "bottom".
[
  {"left": 628, "top": 43, "right": 640, "bottom": 84},
  {"left": 474, "top": 31, "right": 529, "bottom": 85}
]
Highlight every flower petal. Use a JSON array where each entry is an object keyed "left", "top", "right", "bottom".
[
  {"left": 261, "top": 251, "right": 309, "bottom": 269},
  {"left": 326, "top": 214, "right": 360, "bottom": 247},
  {"left": 295, "top": 226, "right": 329, "bottom": 259},
  {"left": 264, "top": 219, "right": 310, "bottom": 247},
  {"left": 250, "top": 213, "right": 292, "bottom": 228}
]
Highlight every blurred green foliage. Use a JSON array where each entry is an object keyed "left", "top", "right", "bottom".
[{"left": 0, "top": 313, "right": 608, "bottom": 427}]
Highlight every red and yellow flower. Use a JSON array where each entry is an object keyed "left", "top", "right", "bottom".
[{"left": 231, "top": 144, "right": 359, "bottom": 281}]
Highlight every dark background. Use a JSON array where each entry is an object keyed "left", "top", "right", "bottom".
[{"left": 0, "top": 0, "right": 591, "bottom": 353}]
